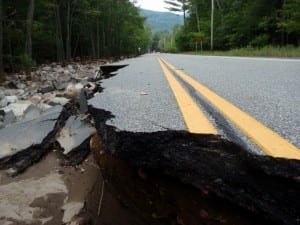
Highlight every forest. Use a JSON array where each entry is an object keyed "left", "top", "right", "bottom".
[
  {"left": 0, "top": 0, "right": 299, "bottom": 75},
  {"left": 0, "top": 0, "right": 151, "bottom": 74},
  {"left": 160, "top": 0, "right": 300, "bottom": 52}
]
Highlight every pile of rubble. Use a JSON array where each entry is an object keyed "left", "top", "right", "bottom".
[{"left": 0, "top": 61, "right": 120, "bottom": 176}]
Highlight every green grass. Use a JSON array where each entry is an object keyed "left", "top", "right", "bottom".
[{"left": 188, "top": 46, "right": 300, "bottom": 58}]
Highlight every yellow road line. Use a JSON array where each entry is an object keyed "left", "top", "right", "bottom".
[
  {"left": 157, "top": 58, "right": 217, "bottom": 134},
  {"left": 160, "top": 58, "right": 300, "bottom": 160}
]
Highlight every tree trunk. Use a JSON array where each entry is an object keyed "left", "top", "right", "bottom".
[
  {"left": 53, "top": 0, "right": 64, "bottom": 62},
  {"left": 90, "top": 32, "right": 96, "bottom": 59},
  {"left": 25, "top": 0, "right": 35, "bottom": 58},
  {"left": 96, "top": 0, "right": 100, "bottom": 58},
  {"left": 65, "top": 0, "right": 71, "bottom": 60},
  {"left": 0, "top": 0, "right": 3, "bottom": 75},
  {"left": 194, "top": 1, "right": 200, "bottom": 32},
  {"left": 96, "top": 19, "right": 100, "bottom": 58}
]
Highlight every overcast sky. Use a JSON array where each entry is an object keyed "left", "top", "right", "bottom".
[{"left": 133, "top": 0, "right": 169, "bottom": 12}]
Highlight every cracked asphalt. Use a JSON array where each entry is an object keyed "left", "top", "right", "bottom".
[{"left": 89, "top": 53, "right": 300, "bottom": 149}]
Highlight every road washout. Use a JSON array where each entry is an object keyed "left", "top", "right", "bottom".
[
  {"left": 0, "top": 59, "right": 299, "bottom": 225},
  {"left": 88, "top": 105, "right": 300, "bottom": 225}
]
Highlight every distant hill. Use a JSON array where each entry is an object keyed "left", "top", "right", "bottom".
[{"left": 139, "top": 8, "right": 183, "bottom": 33}]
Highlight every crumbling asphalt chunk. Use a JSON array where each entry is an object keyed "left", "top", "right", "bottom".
[
  {"left": 56, "top": 115, "right": 96, "bottom": 165},
  {"left": 89, "top": 107, "right": 300, "bottom": 225},
  {"left": 0, "top": 105, "right": 67, "bottom": 175},
  {"left": 93, "top": 64, "right": 128, "bottom": 80}
]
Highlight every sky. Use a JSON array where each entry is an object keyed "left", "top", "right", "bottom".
[{"left": 133, "top": 0, "right": 170, "bottom": 12}]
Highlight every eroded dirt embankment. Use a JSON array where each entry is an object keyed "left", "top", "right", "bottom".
[{"left": 88, "top": 106, "right": 300, "bottom": 225}]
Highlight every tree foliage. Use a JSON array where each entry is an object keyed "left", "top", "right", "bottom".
[
  {"left": 0, "top": 0, "right": 151, "bottom": 73},
  {"left": 172, "top": 0, "right": 300, "bottom": 51}
]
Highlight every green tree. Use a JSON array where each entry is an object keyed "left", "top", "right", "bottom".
[{"left": 277, "top": 0, "right": 300, "bottom": 45}]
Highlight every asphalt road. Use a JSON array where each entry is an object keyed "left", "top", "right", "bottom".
[{"left": 89, "top": 53, "right": 300, "bottom": 154}]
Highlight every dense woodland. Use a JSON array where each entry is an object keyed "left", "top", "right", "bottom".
[
  {"left": 0, "top": 0, "right": 151, "bottom": 74},
  {"left": 160, "top": 0, "right": 300, "bottom": 51},
  {"left": 0, "top": 0, "right": 299, "bottom": 75}
]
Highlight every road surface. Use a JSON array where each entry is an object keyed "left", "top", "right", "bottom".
[{"left": 89, "top": 53, "right": 300, "bottom": 159}]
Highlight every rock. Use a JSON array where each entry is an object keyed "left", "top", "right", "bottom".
[
  {"left": 56, "top": 115, "right": 95, "bottom": 165},
  {"left": 16, "top": 83, "right": 26, "bottom": 89},
  {"left": 18, "top": 74, "right": 27, "bottom": 81},
  {"left": 6, "top": 81, "right": 18, "bottom": 89},
  {"left": 4, "top": 89, "right": 16, "bottom": 96},
  {"left": 67, "top": 65, "right": 73, "bottom": 70},
  {"left": 0, "top": 105, "right": 65, "bottom": 173},
  {"left": 65, "top": 83, "right": 83, "bottom": 100},
  {"left": 4, "top": 95, "right": 18, "bottom": 104},
  {"left": 53, "top": 80, "right": 66, "bottom": 90},
  {"left": 84, "top": 82, "right": 97, "bottom": 97},
  {"left": 30, "top": 94, "right": 42, "bottom": 104},
  {"left": 17, "top": 89, "right": 25, "bottom": 95},
  {"left": 39, "top": 85, "right": 54, "bottom": 94},
  {"left": 55, "top": 67, "right": 65, "bottom": 73},
  {"left": 0, "top": 98, "right": 8, "bottom": 108},
  {"left": 50, "top": 97, "right": 70, "bottom": 106},
  {"left": 42, "top": 66, "right": 52, "bottom": 71},
  {"left": 64, "top": 70, "right": 70, "bottom": 75},
  {"left": 42, "top": 92, "right": 56, "bottom": 102},
  {"left": 3, "top": 110, "right": 16, "bottom": 126},
  {"left": 3, "top": 101, "right": 32, "bottom": 117}
]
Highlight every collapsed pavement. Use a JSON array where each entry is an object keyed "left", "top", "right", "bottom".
[
  {"left": 0, "top": 61, "right": 128, "bottom": 225},
  {"left": 0, "top": 60, "right": 300, "bottom": 225},
  {"left": 88, "top": 100, "right": 300, "bottom": 225}
]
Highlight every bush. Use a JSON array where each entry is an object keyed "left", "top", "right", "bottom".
[{"left": 18, "top": 54, "right": 37, "bottom": 72}]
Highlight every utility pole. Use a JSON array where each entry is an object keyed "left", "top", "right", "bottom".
[{"left": 210, "top": 0, "right": 214, "bottom": 50}]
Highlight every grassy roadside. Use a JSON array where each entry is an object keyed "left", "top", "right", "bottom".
[{"left": 186, "top": 46, "right": 300, "bottom": 58}]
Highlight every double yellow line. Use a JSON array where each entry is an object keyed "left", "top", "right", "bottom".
[{"left": 158, "top": 58, "right": 300, "bottom": 160}]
